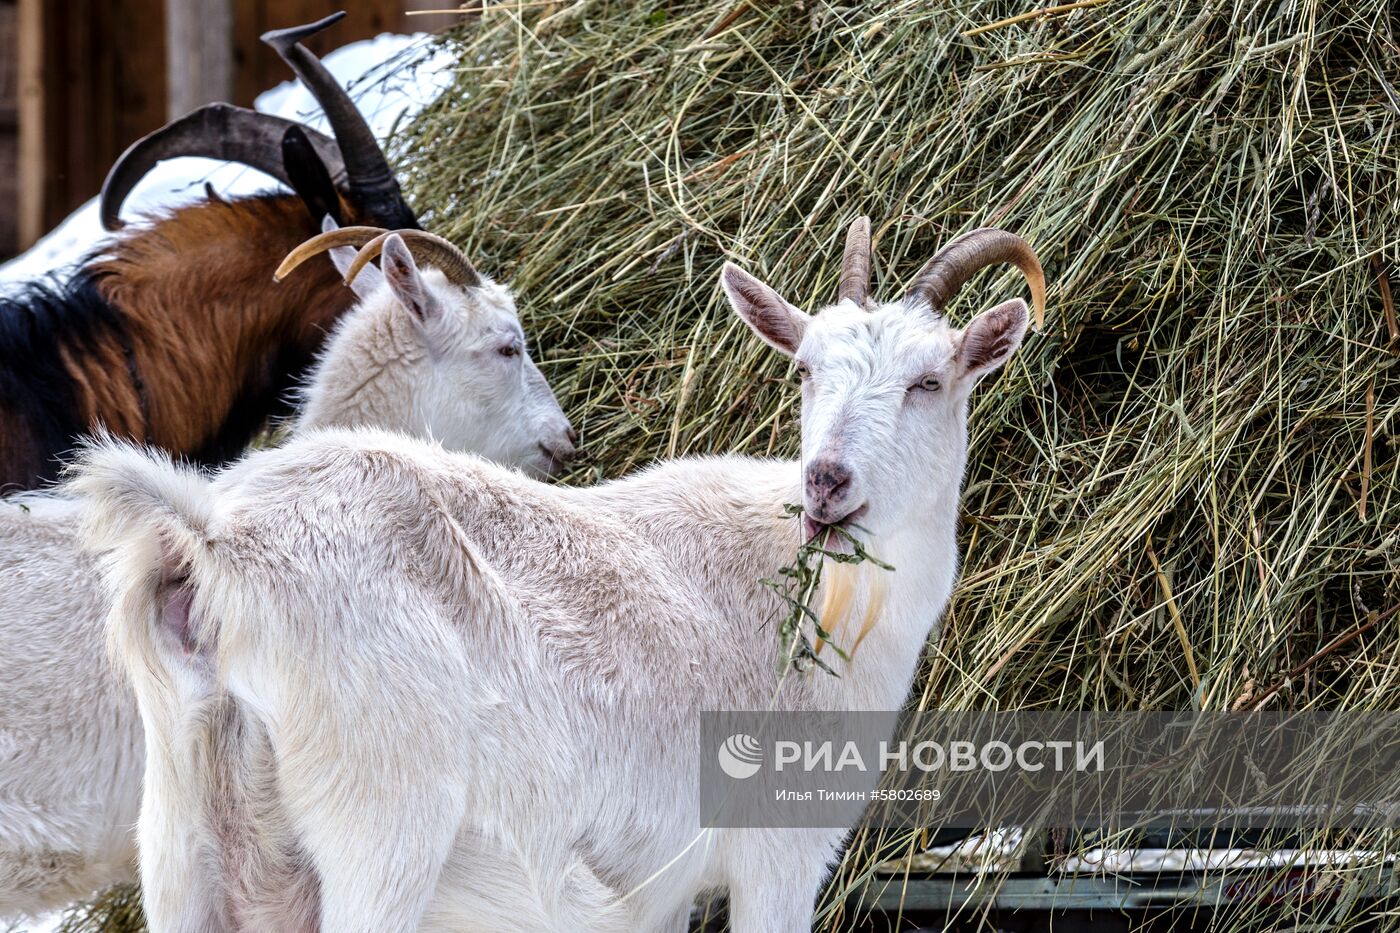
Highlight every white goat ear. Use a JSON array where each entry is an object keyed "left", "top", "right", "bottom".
[
  {"left": 320, "top": 216, "right": 386, "bottom": 299},
  {"left": 720, "top": 263, "right": 809, "bottom": 357},
  {"left": 956, "top": 298, "right": 1029, "bottom": 379},
  {"left": 381, "top": 234, "right": 440, "bottom": 322}
]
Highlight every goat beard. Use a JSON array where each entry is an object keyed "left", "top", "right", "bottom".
[{"left": 815, "top": 560, "right": 888, "bottom": 661}]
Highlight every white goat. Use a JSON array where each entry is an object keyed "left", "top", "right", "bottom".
[
  {"left": 77, "top": 222, "right": 1045, "bottom": 932},
  {"left": 283, "top": 220, "right": 577, "bottom": 474},
  {"left": 0, "top": 226, "right": 575, "bottom": 920}
]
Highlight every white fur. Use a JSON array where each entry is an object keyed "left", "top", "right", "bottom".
[
  {"left": 79, "top": 264, "right": 1030, "bottom": 932},
  {"left": 304, "top": 220, "right": 577, "bottom": 476},
  {"left": 0, "top": 244, "right": 575, "bottom": 920}
]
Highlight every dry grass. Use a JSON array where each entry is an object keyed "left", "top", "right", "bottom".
[
  {"left": 401, "top": 0, "right": 1399, "bottom": 712},
  {"left": 401, "top": 1, "right": 1400, "bottom": 927},
  {"left": 55, "top": 0, "right": 1399, "bottom": 929}
]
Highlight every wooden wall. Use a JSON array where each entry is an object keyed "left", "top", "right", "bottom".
[
  {"left": 233, "top": 0, "right": 416, "bottom": 109},
  {"left": 16, "top": 0, "right": 167, "bottom": 250},
  {"left": 0, "top": 0, "right": 18, "bottom": 259},
  {"left": 6, "top": 0, "right": 458, "bottom": 258}
]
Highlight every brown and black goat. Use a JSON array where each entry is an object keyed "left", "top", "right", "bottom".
[{"left": 0, "top": 12, "right": 419, "bottom": 491}]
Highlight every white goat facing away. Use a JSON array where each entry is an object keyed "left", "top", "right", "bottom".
[
  {"left": 0, "top": 225, "right": 575, "bottom": 920},
  {"left": 77, "top": 221, "right": 1045, "bottom": 932}
]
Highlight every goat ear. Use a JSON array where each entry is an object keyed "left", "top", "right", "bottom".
[
  {"left": 381, "top": 234, "right": 440, "bottom": 322},
  {"left": 956, "top": 298, "right": 1029, "bottom": 379},
  {"left": 321, "top": 216, "right": 386, "bottom": 299},
  {"left": 281, "top": 126, "right": 344, "bottom": 226},
  {"left": 720, "top": 263, "right": 809, "bottom": 357}
]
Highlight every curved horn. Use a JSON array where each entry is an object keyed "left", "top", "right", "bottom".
[
  {"left": 262, "top": 13, "right": 417, "bottom": 229},
  {"left": 907, "top": 228, "right": 1047, "bottom": 329},
  {"left": 274, "top": 225, "right": 387, "bottom": 281},
  {"left": 345, "top": 230, "right": 482, "bottom": 290},
  {"left": 100, "top": 104, "right": 345, "bottom": 231},
  {"left": 838, "top": 216, "right": 872, "bottom": 309}
]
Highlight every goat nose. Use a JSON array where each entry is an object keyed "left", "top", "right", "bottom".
[
  {"left": 805, "top": 457, "right": 852, "bottom": 505},
  {"left": 547, "top": 425, "right": 579, "bottom": 463},
  {"left": 540, "top": 442, "right": 575, "bottom": 465}
]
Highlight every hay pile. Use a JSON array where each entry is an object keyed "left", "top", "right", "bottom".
[
  {"left": 403, "top": 0, "right": 1397, "bottom": 713},
  {"left": 52, "top": 0, "right": 1398, "bottom": 929},
  {"left": 399, "top": 2, "right": 1398, "bottom": 927}
]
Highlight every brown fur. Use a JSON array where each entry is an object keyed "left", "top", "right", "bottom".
[
  {"left": 88, "top": 195, "right": 354, "bottom": 461},
  {"left": 1, "top": 194, "right": 359, "bottom": 490}
]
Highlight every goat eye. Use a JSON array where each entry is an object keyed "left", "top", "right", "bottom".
[
  {"left": 795, "top": 362, "right": 810, "bottom": 380},
  {"left": 912, "top": 375, "right": 941, "bottom": 392},
  {"left": 498, "top": 344, "right": 519, "bottom": 358}
]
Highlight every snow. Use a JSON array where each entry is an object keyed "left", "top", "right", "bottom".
[
  {"left": 0, "top": 32, "right": 453, "bottom": 288},
  {"left": 885, "top": 828, "right": 1388, "bottom": 876}
]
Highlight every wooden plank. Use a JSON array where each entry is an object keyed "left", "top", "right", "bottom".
[
  {"left": 59, "top": 0, "right": 97, "bottom": 227},
  {"left": 167, "top": 0, "right": 234, "bottom": 116},
  {"left": 15, "top": 0, "right": 43, "bottom": 247},
  {"left": 112, "top": 0, "right": 168, "bottom": 152},
  {"left": 0, "top": 1, "right": 15, "bottom": 120},
  {"left": 52, "top": 2, "right": 102, "bottom": 233},
  {"left": 83, "top": 0, "right": 166, "bottom": 220},
  {"left": 0, "top": 0, "right": 17, "bottom": 258},
  {"left": 16, "top": 0, "right": 169, "bottom": 248},
  {"left": 230, "top": 0, "right": 267, "bottom": 110},
  {"left": 404, "top": 0, "right": 462, "bottom": 35}
]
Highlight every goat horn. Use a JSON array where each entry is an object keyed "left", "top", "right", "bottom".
[
  {"left": 274, "top": 226, "right": 387, "bottom": 281},
  {"left": 345, "top": 231, "right": 482, "bottom": 290},
  {"left": 906, "top": 228, "right": 1047, "bottom": 330},
  {"left": 262, "top": 13, "right": 418, "bottom": 230},
  {"left": 100, "top": 104, "right": 345, "bottom": 231},
  {"left": 838, "top": 216, "right": 873, "bottom": 309}
]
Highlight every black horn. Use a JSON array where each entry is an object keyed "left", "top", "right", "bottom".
[
  {"left": 261, "top": 12, "right": 417, "bottom": 229},
  {"left": 99, "top": 104, "right": 346, "bottom": 231}
]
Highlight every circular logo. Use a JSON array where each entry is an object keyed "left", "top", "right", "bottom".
[{"left": 718, "top": 733, "right": 763, "bottom": 779}]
